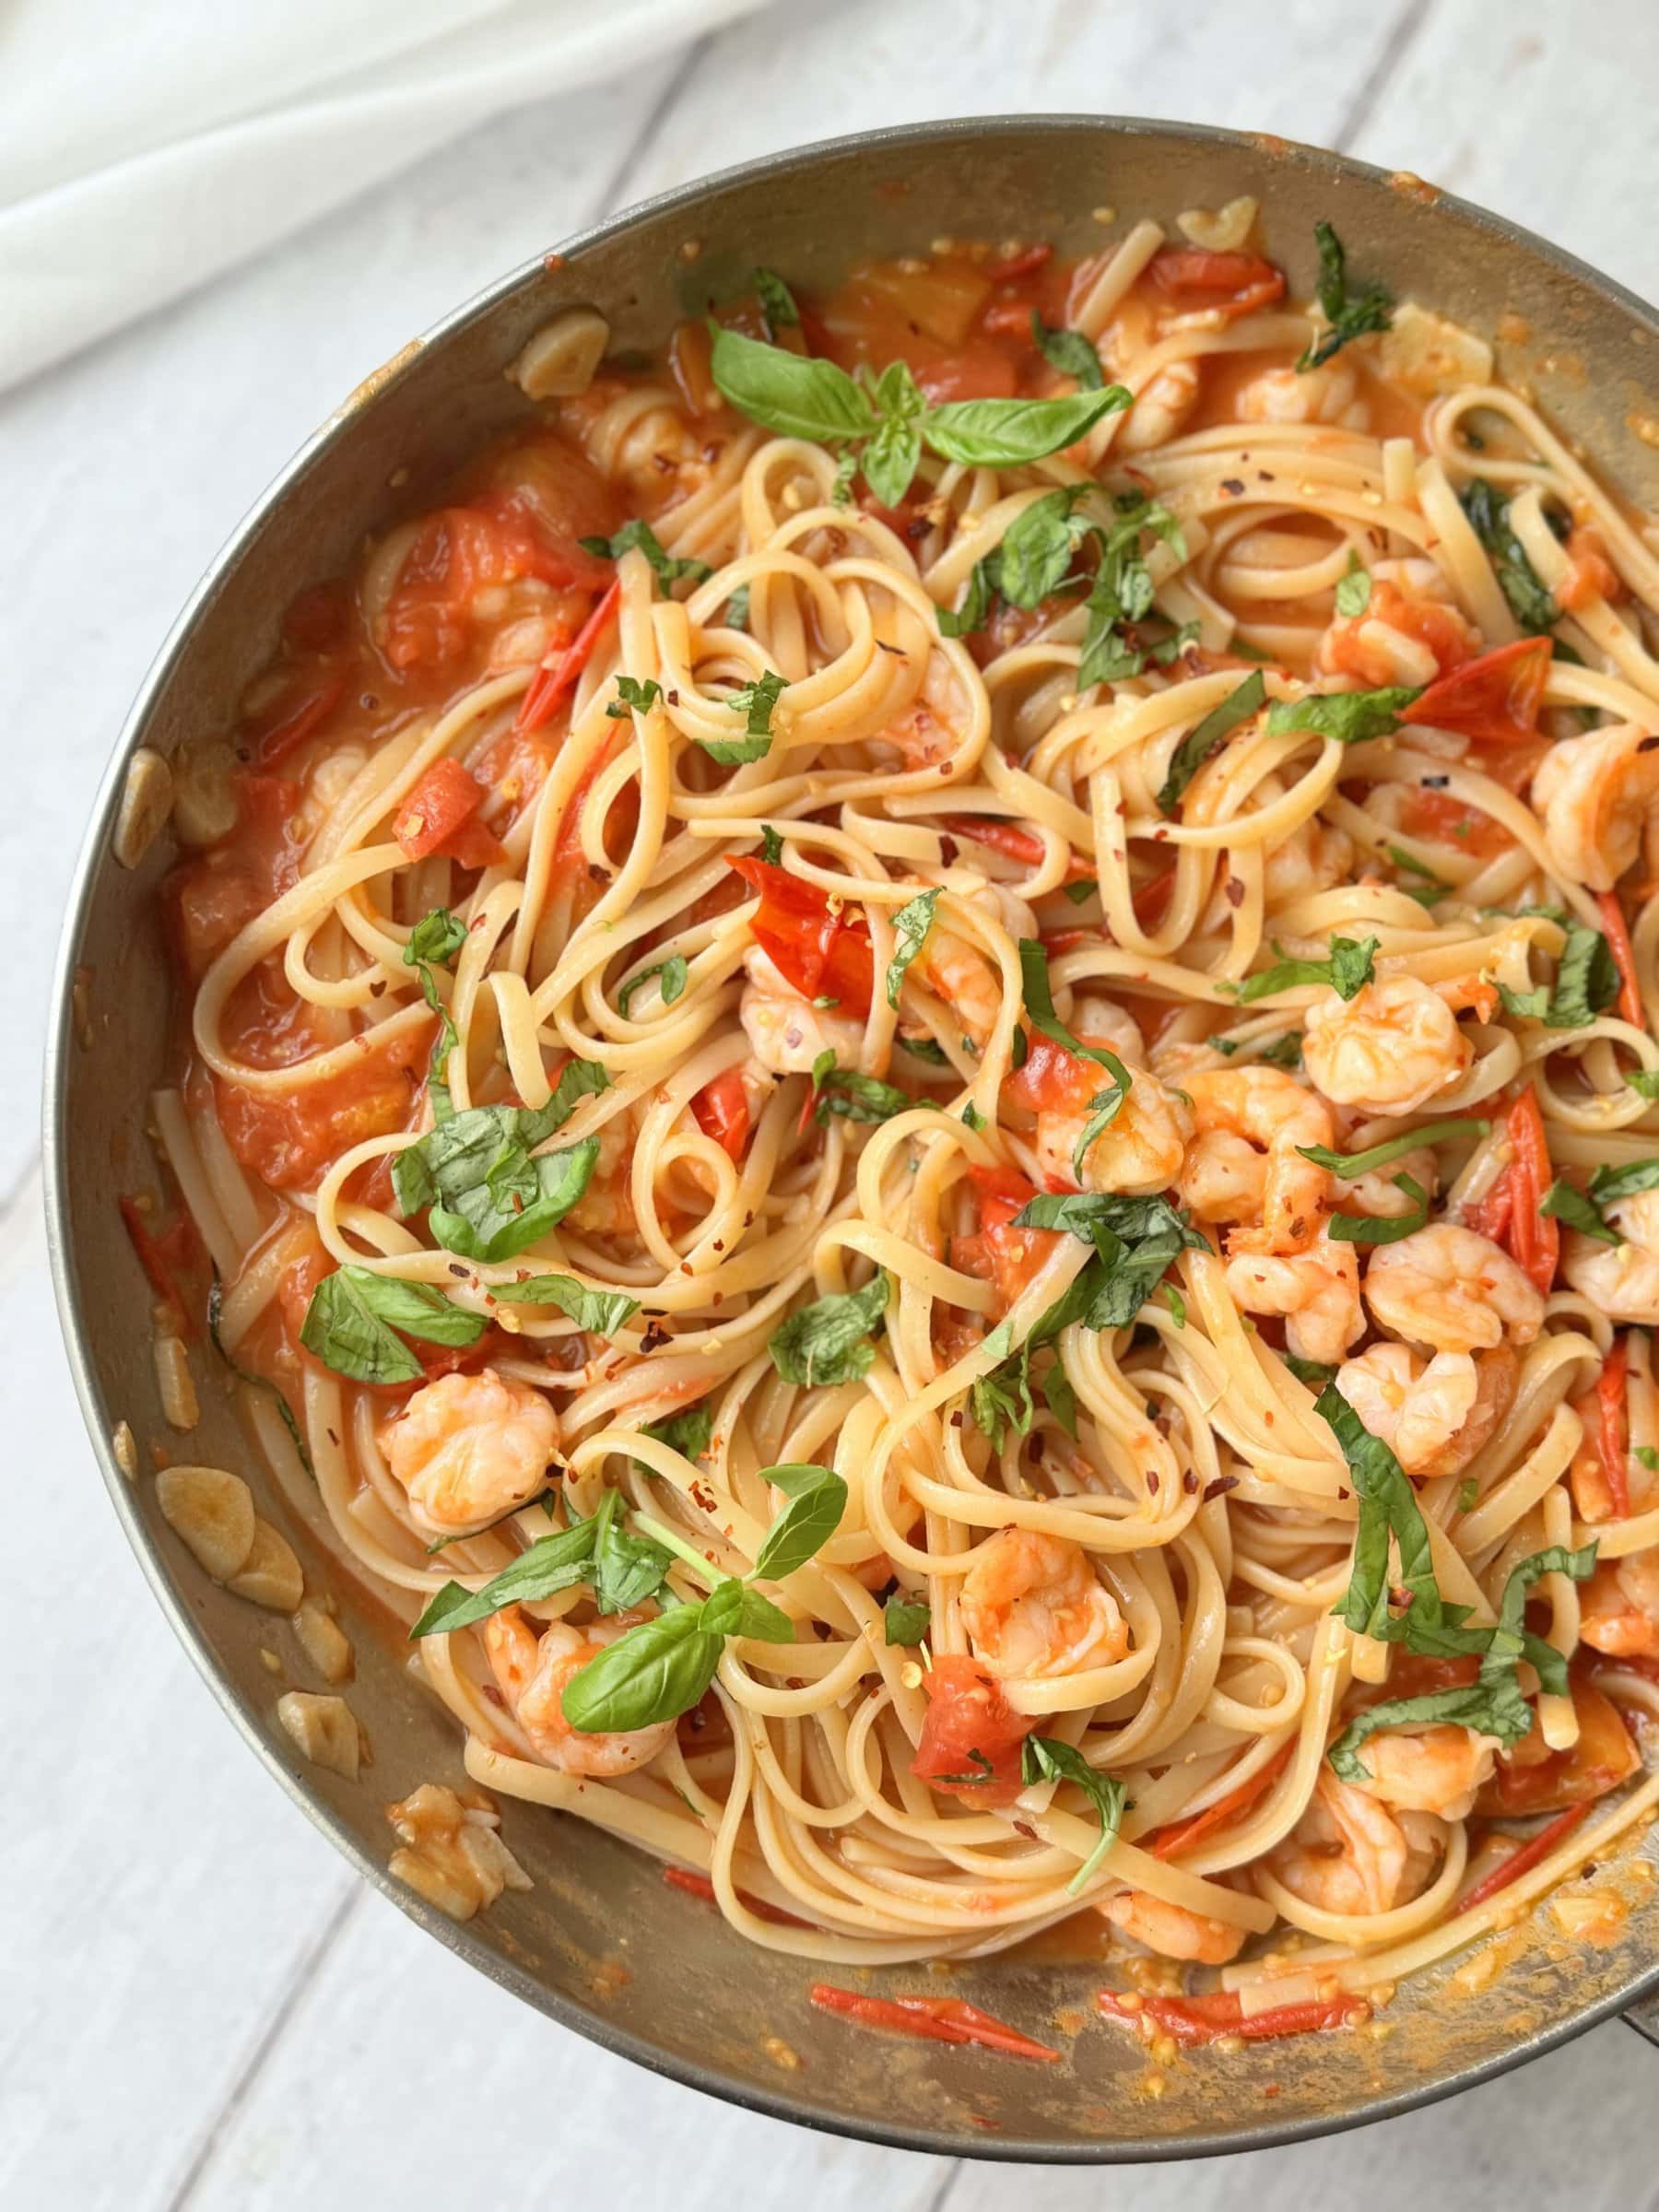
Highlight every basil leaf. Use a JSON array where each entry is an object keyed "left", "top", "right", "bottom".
[
  {"left": 408, "top": 908, "right": 466, "bottom": 965},
  {"left": 1540, "top": 1179, "right": 1618, "bottom": 1244},
  {"left": 1283, "top": 1351, "right": 1336, "bottom": 1386},
  {"left": 300, "top": 1265, "right": 485, "bottom": 1384},
  {"left": 1298, "top": 1117, "right": 1489, "bottom": 1177},
  {"left": 1265, "top": 684, "right": 1420, "bottom": 745},
  {"left": 1071, "top": 1056, "right": 1132, "bottom": 1182},
  {"left": 1157, "top": 671, "right": 1266, "bottom": 814},
  {"left": 701, "top": 669, "right": 788, "bottom": 766},
  {"left": 769, "top": 1272, "right": 890, "bottom": 1386},
  {"left": 960, "top": 1100, "right": 989, "bottom": 1131},
  {"left": 882, "top": 887, "right": 940, "bottom": 1011},
  {"left": 405, "top": 906, "right": 466, "bottom": 1102},
  {"left": 759, "top": 821, "right": 783, "bottom": 866},
  {"left": 426, "top": 1135, "right": 599, "bottom": 1265},
  {"left": 752, "top": 266, "right": 800, "bottom": 339},
  {"left": 1498, "top": 982, "right": 1552, "bottom": 1022},
  {"left": 1549, "top": 923, "right": 1620, "bottom": 1029},
  {"left": 561, "top": 1604, "right": 725, "bottom": 1734},
  {"left": 970, "top": 1325, "right": 1035, "bottom": 1450},
  {"left": 1327, "top": 1171, "right": 1429, "bottom": 1244},
  {"left": 410, "top": 1515, "right": 600, "bottom": 1638},
  {"left": 994, "top": 487, "right": 1092, "bottom": 609},
  {"left": 1012, "top": 1193, "right": 1206, "bottom": 1334},
  {"left": 638, "top": 1399, "right": 714, "bottom": 1465},
  {"left": 924, "top": 385, "right": 1129, "bottom": 467},
  {"left": 900, "top": 1033, "right": 951, "bottom": 1066},
  {"left": 591, "top": 1490, "right": 677, "bottom": 1617},
  {"left": 1298, "top": 219, "right": 1392, "bottom": 372},
  {"left": 1232, "top": 933, "right": 1377, "bottom": 1005},
  {"left": 1018, "top": 938, "right": 1132, "bottom": 1076},
  {"left": 859, "top": 363, "right": 929, "bottom": 507},
  {"left": 1077, "top": 493, "right": 1188, "bottom": 688},
  {"left": 1020, "top": 1735, "right": 1127, "bottom": 1892},
  {"left": 752, "top": 1461, "right": 847, "bottom": 1581},
  {"left": 617, "top": 954, "right": 688, "bottom": 1017},
  {"left": 1030, "top": 312, "right": 1103, "bottom": 390},
  {"left": 936, "top": 558, "right": 998, "bottom": 640},
  {"left": 489, "top": 1272, "right": 641, "bottom": 1335},
  {"left": 580, "top": 517, "right": 711, "bottom": 591},
  {"left": 1013, "top": 1192, "right": 1206, "bottom": 1249},
  {"left": 607, "top": 675, "right": 663, "bottom": 720},
  {"left": 1457, "top": 1477, "right": 1480, "bottom": 1512},
  {"left": 1588, "top": 1158, "right": 1659, "bottom": 1208},
  {"left": 1637, "top": 1445, "right": 1659, "bottom": 1474},
  {"left": 1335, "top": 552, "right": 1372, "bottom": 617},
  {"left": 884, "top": 1596, "right": 931, "bottom": 1646},
  {"left": 710, "top": 327, "right": 876, "bottom": 443},
  {"left": 1319, "top": 1383, "right": 1443, "bottom": 1641},
  {"left": 811, "top": 1065, "right": 915, "bottom": 1126},
  {"left": 1460, "top": 479, "right": 1557, "bottom": 635},
  {"left": 724, "top": 582, "right": 752, "bottom": 632},
  {"left": 1627, "top": 1068, "right": 1659, "bottom": 1100}
]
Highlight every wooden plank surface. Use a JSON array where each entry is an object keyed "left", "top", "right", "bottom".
[{"left": 7, "top": 2, "right": 1659, "bottom": 2204}]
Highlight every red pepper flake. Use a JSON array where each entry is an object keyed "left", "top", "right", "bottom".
[
  {"left": 663, "top": 1865, "right": 811, "bottom": 1928},
  {"left": 1201, "top": 1475, "right": 1241, "bottom": 1503}
]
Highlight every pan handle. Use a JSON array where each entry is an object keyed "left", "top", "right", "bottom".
[{"left": 1624, "top": 1990, "right": 1659, "bottom": 2047}]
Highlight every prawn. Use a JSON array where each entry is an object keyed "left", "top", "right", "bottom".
[
  {"left": 1270, "top": 1769, "right": 1437, "bottom": 1916},
  {"left": 959, "top": 1528, "right": 1129, "bottom": 1682},
  {"left": 379, "top": 1368, "right": 559, "bottom": 1539},
  {"left": 740, "top": 947, "right": 869, "bottom": 1077},
  {"left": 1101, "top": 1889, "right": 1245, "bottom": 1965},
  {"left": 1347, "top": 1724, "right": 1496, "bottom": 1819},
  {"left": 1317, "top": 571, "right": 1476, "bottom": 690},
  {"left": 1531, "top": 721, "right": 1659, "bottom": 893},
  {"left": 1225, "top": 1226, "right": 1364, "bottom": 1366},
  {"left": 1301, "top": 975, "right": 1472, "bottom": 1117},
  {"left": 1331, "top": 1146, "right": 1437, "bottom": 1222},
  {"left": 1179, "top": 1066, "right": 1334, "bottom": 1253},
  {"left": 1334, "top": 1342, "right": 1516, "bottom": 1479},
  {"left": 1007, "top": 1018, "right": 1191, "bottom": 1197},
  {"left": 1363, "top": 1223, "right": 1546, "bottom": 1353},
  {"left": 483, "top": 1606, "right": 677, "bottom": 1777},
  {"left": 1237, "top": 357, "right": 1369, "bottom": 429},
  {"left": 1579, "top": 1549, "right": 1659, "bottom": 1661},
  {"left": 912, "top": 929, "right": 1006, "bottom": 1052}
]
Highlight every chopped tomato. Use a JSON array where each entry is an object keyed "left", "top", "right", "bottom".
[
  {"left": 1456, "top": 1802, "right": 1594, "bottom": 1915},
  {"left": 1146, "top": 247, "right": 1286, "bottom": 318},
  {"left": 1098, "top": 1987, "right": 1366, "bottom": 2045},
  {"left": 118, "top": 1196, "right": 196, "bottom": 1337},
  {"left": 1587, "top": 1335, "right": 1633, "bottom": 1519},
  {"left": 214, "top": 1022, "right": 431, "bottom": 1192},
  {"left": 912, "top": 347, "right": 1019, "bottom": 404},
  {"left": 1559, "top": 525, "right": 1622, "bottom": 611},
  {"left": 953, "top": 1163, "right": 1055, "bottom": 1308},
  {"left": 691, "top": 1068, "right": 751, "bottom": 1162},
  {"left": 1131, "top": 865, "right": 1177, "bottom": 930},
  {"left": 1151, "top": 1744, "right": 1292, "bottom": 1860},
  {"left": 911, "top": 1653, "right": 1035, "bottom": 1806},
  {"left": 282, "top": 580, "right": 351, "bottom": 654},
  {"left": 274, "top": 1222, "right": 331, "bottom": 1348},
  {"left": 1396, "top": 784, "right": 1510, "bottom": 860},
  {"left": 1406, "top": 636, "right": 1553, "bottom": 747},
  {"left": 1327, "top": 580, "right": 1471, "bottom": 685},
  {"left": 810, "top": 1985, "right": 1060, "bottom": 2062},
  {"left": 379, "top": 492, "right": 608, "bottom": 672},
  {"left": 1509, "top": 1086, "right": 1559, "bottom": 1295},
  {"left": 1006, "top": 1032, "right": 1097, "bottom": 1119},
  {"left": 1595, "top": 890, "right": 1644, "bottom": 1030},
  {"left": 1481, "top": 1675, "right": 1639, "bottom": 1818},
  {"left": 517, "top": 576, "right": 621, "bottom": 735},
  {"left": 392, "top": 758, "right": 504, "bottom": 866},
  {"left": 941, "top": 815, "right": 1093, "bottom": 883},
  {"left": 249, "top": 672, "right": 347, "bottom": 768},
  {"left": 727, "top": 855, "right": 874, "bottom": 1015}
]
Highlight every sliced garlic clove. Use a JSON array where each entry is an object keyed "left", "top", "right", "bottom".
[
  {"left": 227, "top": 1517, "right": 304, "bottom": 1613},
  {"left": 156, "top": 1464, "right": 256, "bottom": 1582},
  {"left": 276, "top": 1690, "right": 361, "bottom": 1780}
]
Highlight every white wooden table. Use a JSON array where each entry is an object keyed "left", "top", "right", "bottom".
[{"left": 6, "top": 3, "right": 1659, "bottom": 2203}]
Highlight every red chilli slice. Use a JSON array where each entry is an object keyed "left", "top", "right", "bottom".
[
  {"left": 661, "top": 1865, "right": 809, "bottom": 1928},
  {"left": 1455, "top": 1801, "right": 1594, "bottom": 1915},
  {"left": 1098, "top": 1986, "right": 1366, "bottom": 2046},
  {"left": 810, "top": 1985, "right": 1061, "bottom": 2062}
]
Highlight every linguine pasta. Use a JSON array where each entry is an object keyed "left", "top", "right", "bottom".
[{"left": 143, "top": 216, "right": 1659, "bottom": 2031}]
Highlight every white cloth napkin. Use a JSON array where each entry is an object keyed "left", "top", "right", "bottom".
[{"left": 0, "top": 0, "right": 768, "bottom": 394}]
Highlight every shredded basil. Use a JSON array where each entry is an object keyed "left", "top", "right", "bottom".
[
  {"left": 1230, "top": 933, "right": 1377, "bottom": 1005},
  {"left": 769, "top": 1272, "right": 890, "bottom": 1386},
  {"left": 1299, "top": 219, "right": 1392, "bottom": 371},
  {"left": 617, "top": 954, "right": 688, "bottom": 1018},
  {"left": 300, "top": 1265, "right": 486, "bottom": 1385},
  {"left": 885, "top": 888, "right": 939, "bottom": 1009},
  {"left": 1030, "top": 312, "right": 1104, "bottom": 390},
  {"left": 1265, "top": 684, "right": 1420, "bottom": 745},
  {"left": 1020, "top": 1735, "right": 1127, "bottom": 1892},
  {"left": 580, "top": 517, "right": 711, "bottom": 592},
  {"left": 1158, "top": 672, "right": 1266, "bottom": 814}
]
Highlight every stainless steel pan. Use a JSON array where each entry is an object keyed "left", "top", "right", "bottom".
[{"left": 45, "top": 117, "right": 1659, "bottom": 2160}]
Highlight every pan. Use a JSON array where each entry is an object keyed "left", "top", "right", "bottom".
[{"left": 44, "top": 116, "right": 1659, "bottom": 2159}]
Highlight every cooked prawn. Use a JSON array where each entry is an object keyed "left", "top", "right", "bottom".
[
  {"left": 1334, "top": 1342, "right": 1516, "bottom": 1478},
  {"left": 1225, "top": 1227, "right": 1364, "bottom": 1366},
  {"left": 1348, "top": 1724, "right": 1496, "bottom": 1819},
  {"left": 912, "top": 928, "right": 1005, "bottom": 1050},
  {"left": 1317, "top": 571, "right": 1476, "bottom": 690},
  {"left": 379, "top": 1368, "right": 559, "bottom": 1539},
  {"left": 1238, "top": 358, "right": 1369, "bottom": 429},
  {"left": 1041, "top": 1061, "right": 1193, "bottom": 1197},
  {"left": 1301, "top": 975, "right": 1472, "bottom": 1116},
  {"left": 1179, "top": 1066, "right": 1334, "bottom": 1253},
  {"left": 1101, "top": 1888, "right": 1245, "bottom": 1964},
  {"left": 1270, "top": 1769, "right": 1437, "bottom": 1916},
  {"left": 1579, "top": 1549, "right": 1659, "bottom": 1661},
  {"left": 483, "top": 1607, "right": 676, "bottom": 1776},
  {"left": 1562, "top": 1193, "right": 1659, "bottom": 1324},
  {"left": 959, "top": 1528, "right": 1129, "bottom": 1681},
  {"left": 1530, "top": 720, "right": 1659, "bottom": 892},
  {"left": 1331, "top": 1147, "right": 1437, "bottom": 1222},
  {"left": 739, "top": 947, "right": 869, "bottom": 1077},
  {"left": 1363, "top": 1224, "right": 1545, "bottom": 1353}
]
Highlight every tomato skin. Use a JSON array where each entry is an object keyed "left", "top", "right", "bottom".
[
  {"left": 691, "top": 1068, "right": 751, "bottom": 1161},
  {"left": 1146, "top": 247, "right": 1286, "bottom": 316},
  {"left": 379, "top": 490, "right": 613, "bottom": 672},
  {"left": 393, "top": 758, "right": 494, "bottom": 863},
  {"left": 912, "top": 1653, "right": 1035, "bottom": 1806},
  {"left": 1406, "top": 636, "right": 1553, "bottom": 746},
  {"left": 250, "top": 672, "right": 347, "bottom": 768},
  {"left": 1006, "top": 1033, "right": 1097, "bottom": 1117},
  {"left": 953, "top": 1164, "right": 1054, "bottom": 1310},
  {"left": 727, "top": 855, "right": 875, "bottom": 1015},
  {"left": 1480, "top": 1677, "right": 1638, "bottom": 1816},
  {"left": 1397, "top": 784, "right": 1510, "bottom": 860}
]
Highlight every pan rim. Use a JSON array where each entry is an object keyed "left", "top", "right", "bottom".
[{"left": 42, "top": 110, "right": 1659, "bottom": 2162}]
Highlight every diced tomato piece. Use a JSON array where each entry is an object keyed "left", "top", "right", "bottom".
[
  {"left": 1146, "top": 247, "right": 1286, "bottom": 318},
  {"left": 274, "top": 1223, "right": 331, "bottom": 1348},
  {"left": 379, "top": 493, "right": 609, "bottom": 673},
  {"left": 1328, "top": 580, "right": 1472, "bottom": 686},
  {"left": 1406, "top": 636, "right": 1553, "bottom": 747},
  {"left": 1481, "top": 1676, "right": 1639, "bottom": 1818},
  {"left": 1559, "top": 526, "right": 1622, "bottom": 612},
  {"left": 953, "top": 1163, "right": 1055, "bottom": 1309},
  {"left": 249, "top": 673, "right": 347, "bottom": 768},
  {"left": 118, "top": 1196, "right": 196, "bottom": 1337},
  {"left": 1595, "top": 890, "right": 1644, "bottom": 1030},
  {"left": 1503, "top": 1086, "right": 1559, "bottom": 1296},
  {"left": 691, "top": 1068, "right": 751, "bottom": 1162},
  {"left": 516, "top": 576, "right": 621, "bottom": 735},
  {"left": 393, "top": 758, "right": 491, "bottom": 863},
  {"left": 1006, "top": 1032, "right": 1098, "bottom": 1118},
  {"left": 1396, "top": 784, "right": 1511, "bottom": 860},
  {"left": 214, "top": 1022, "right": 431, "bottom": 1192},
  {"left": 911, "top": 1653, "right": 1034, "bottom": 1806},
  {"left": 726, "top": 855, "right": 874, "bottom": 1016},
  {"left": 810, "top": 1985, "right": 1060, "bottom": 2062},
  {"left": 913, "top": 347, "right": 1019, "bottom": 404},
  {"left": 1150, "top": 1744, "right": 1292, "bottom": 1860}
]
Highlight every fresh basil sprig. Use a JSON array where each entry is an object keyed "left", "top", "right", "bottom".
[
  {"left": 300, "top": 1265, "right": 486, "bottom": 1385},
  {"left": 751, "top": 266, "right": 800, "bottom": 340},
  {"left": 939, "top": 487, "right": 1093, "bottom": 639},
  {"left": 1158, "top": 671, "right": 1266, "bottom": 814},
  {"left": 1030, "top": 312, "right": 1104, "bottom": 390},
  {"left": 1298, "top": 219, "right": 1392, "bottom": 372},
  {"left": 409, "top": 1488, "right": 672, "bottom": 1639},
  {"left": 1078, "top": 494, "right": 1189, "bottom": 688},
  {"left": 709, "top": 326, "right": 1129, "bottom": 508},
  {"left": 1265, "top": 684, "right": 1421, "bottom": 745},
  {"left": 1230, "top": 933, "right": 1377, "bottom": 1005},
  {"left": 1460, "top": 479, "right": 1557, "bottom": 635},
  {"left": 580, "top": 517, "right": 711, "bottom": 592},
  {"left": 1499, "top": 922, "right": 1619, "bottom": 1030},
  {"left": 1020, "top": 1735, "right": 1127, "bottom": 1892},
  {"left": 808, "top": 1053, "right": 915, "bottom": 1127},
  {"left": 392, "top": 1058, "right": 610, "bottom": 1263},
  {"left": 488, "top": 1271, "right": 640, "bottom": 1335},
  {"left": 769, "top": 1272, "right": 890, "bottom": 1385},
  {"left": 559, "top": 1463, "right": 846, "bottom": 1735}
]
